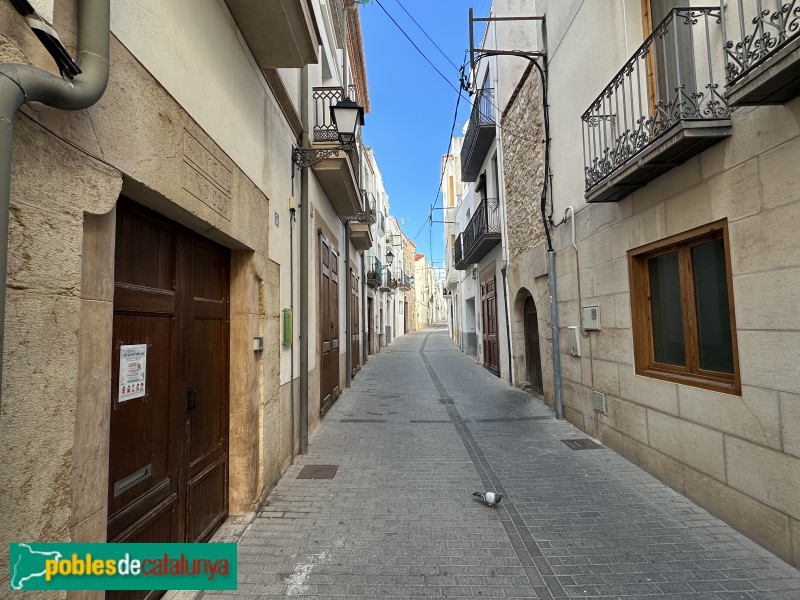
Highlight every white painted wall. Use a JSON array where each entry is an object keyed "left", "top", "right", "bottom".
[
  {"left": 542, "top": 0, "right": 643, "bottom": 218},
  {"left": 111, "top": 0, "right": 270, "bottom": 193}
]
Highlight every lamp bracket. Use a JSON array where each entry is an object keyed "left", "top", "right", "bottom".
[{"left": 292, "top": 142, "right": 356, "bottom": 168}]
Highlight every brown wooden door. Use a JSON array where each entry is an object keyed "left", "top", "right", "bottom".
[
  {"left": 108, "top": 200, "right": 229, "bottom": 571},
  {"left": 319, "top": 233, "right": 340, "bottom": 415},
  {"left": 351, "top": 268, "right": 360, "bottom": 377},
  {"left": 481, "top": 276, "right": 500, "bottom": 375},
  {"left": 642, "top": 0, "right": 695, "bottom": 112},
  {"left": 367, "top": 296, "right": 374, "bottom": 355},
  {"left": 524, "top": 296, "right": 543, "bottom": 394}
]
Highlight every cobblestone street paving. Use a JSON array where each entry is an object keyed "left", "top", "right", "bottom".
[{"left": 214, "top": 325, "right": 800, "bottom": 599}]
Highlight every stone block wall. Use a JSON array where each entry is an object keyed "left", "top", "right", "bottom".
[
  {"left": 501, "top": 65, "right": 552, "bottom": 402},
  {"left": 551, "top": 96, "right": 800, "bottom": 568}
]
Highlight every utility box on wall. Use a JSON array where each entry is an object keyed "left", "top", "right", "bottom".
[
  {"left": 282, "top": 309, "right": 293, "bottom": 346},
  {"left": 567, "top": 326, "right": 580, "bottom": 357},
  {"left": 582, "top": 306, "right": 601, "bottom": 331}
]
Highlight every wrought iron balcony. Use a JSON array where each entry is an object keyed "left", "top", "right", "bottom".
[
  {"left": 722, "top": 0, "right": 800, "bottom": 104},
  {"left": 379, "top": 272, "right": 396, "bottom": 293},
  {"left": 582, "top": 8, "right": 731, "bottom": 203},
  {"left": 347, "top": 190, "right": 373, "bottom": 251},
  {"left": 366, "top": 256, "right": 383, "bottom": 289},
  {"left": 453, "top": 233, "right": 464, "bottom": 268},
  {"left": 453, "top": 198, "right": 501, "bottom": 270},
  {"left": 310, "top": 87, "right": 362, "bottom": 216},
  {"left": 398, "top": 273, "right": 413, "bottom": 291},
  {"left": 461, "top": 88, "right": 496, "bottom": 182},
  {"left": 377, "top": 212, "right": 385, "bottom": 236}
]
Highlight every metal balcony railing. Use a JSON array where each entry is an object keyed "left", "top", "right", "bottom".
[
  {"left": 397, "top": 273, "right": 413, "bottom": 291},
  {"left": 722, "top": 0, "right": 800, "bottom": 103},
  {"left": 366, "top": 256, "right": 382, "bottom": 289},
  {"left": 312, "top": 86, "right": 360, "bottom": 174},
  {"left": 461, "top": 88, "right": 496, "bottom": 182},
  {"left": 380, "top": 272, "right": 396, "bottom": 292},
  {"left": 581, "top": 8, "right": 730, "bottom": 201},
  {"left": 455, "top": 198, "right": 501, "bottom": 269},
  {"left": 453, "top": 233, "right": 464, "bottom": 268},
  {"left": 377, "top": 212, "right": 385, "bottom": 236}
]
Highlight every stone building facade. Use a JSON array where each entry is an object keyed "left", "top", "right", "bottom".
[
  {"left": 493, "top": 0, "right": 800, "bottom": 570},
  {"left": 500, "top": 64, "right": 552, "bottom": 400},
  {"left": 0, "top": 0, "right": 374, "bottom": 592}
]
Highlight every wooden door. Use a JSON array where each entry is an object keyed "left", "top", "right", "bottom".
[
  {"left": 319, "top": 233, "right": 340, "bottom": 415},
  {"left": 108, "top": 200, "right": 229, "bottom": 571},
  {"left": 481, "top": 276, "right": 500, "bottom": 375},
  {"left": 185, "top": 236, "right": 230, "bottom": 542},
  {"left": 643, "top": 0, "right": 695, "bottom": 112},
  {"left": 367, "top": 296, "right": 374, "bottom": 355},
  {"left": 351, "top": 268, "right": 360, "bottom": 377},
  {"left": 524, "top": 296, "right": 543, "bottom": 394}
]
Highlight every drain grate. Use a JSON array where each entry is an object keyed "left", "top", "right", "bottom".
[
  {"left": 296, "top": 465, "right": 338, "bottom": 479},
  {"left": 438, "top": 398, "right": 454, "bottom": 405},
  {"left": 562, "top": 438, "right": 603, "bottom": 450}
]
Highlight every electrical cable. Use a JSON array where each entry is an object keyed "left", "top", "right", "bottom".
[
  {"left": 372, "top": 0, "right": 537, "bottom": 144},
  {"left": 374, "top": 0, "right": 464, "bottom": 99},
  {"left": 390, "top": 0, "right": 461, "bottom": 72},
  {"left": 412, "top": 75, "right": 463, "bottom": 245}
]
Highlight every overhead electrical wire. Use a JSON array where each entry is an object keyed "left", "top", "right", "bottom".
[
  {"left": 390, "top": 0, "right": 461, "bottom": 72},
  {"left": 373, "top": 0, "right": 464, "bottom": 99},
  {"left": 369, "top": 0, "right": 550, "bottom": 258},
  {"left": 412, "top": 80, "right": 463, "bottom": 245},
  {"left": 373, "top": 0, "right": 538, "bottom": 145}
]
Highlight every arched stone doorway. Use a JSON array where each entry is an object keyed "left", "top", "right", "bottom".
[
  {"left": 523, "top": 296, "right": 543, "bottom": 394},
  {"left": 513, "top": 288, "right": 543, "bottom": 394}
]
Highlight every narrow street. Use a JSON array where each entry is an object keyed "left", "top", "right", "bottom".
[{"left": 210, "top": 326, "right": 799, "bottom": 600}]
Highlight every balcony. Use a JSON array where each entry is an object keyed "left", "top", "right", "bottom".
[
  {"left": 453, "top": 199, "right": 501, "bottom": 270},
  {"left": 722, "top": 0, "right": 800, "bottom": 104},
  {"left": 224, "top": 0, "right": 319, "bottom": 69},
  {"left": 453, "top": 234, "right": 464, "bottom": 269},
  {"left": 398, "top": 273, "right": 413, "bottom": 291},
  {"left": 379, "top": 272, "right": 396, "bottom": 293},
  {"left": 582, "top": 8, "right": 731, "bottom": 203},
  {"left": 366, "top": 257, "right": 383, "bottom": 289},
  {"left": 349, "top": 190, "right": 374, "bottom": 252},
  {"left": 461, "top": 88, "right": 496, "bottom": 182},
  {"left": 310, "top": 87, "right": 362, "bottom": 218}
]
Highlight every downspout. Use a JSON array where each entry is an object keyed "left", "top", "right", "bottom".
[
  {"left": 0, "top": 0, "right": 110, "bottom": 408},
  {"left": 289, "top": 202, "right": 296, "bottom": 459},
  {"left": 299, "top": 65, "right": 310, "bottom": 454},
  {"left": 501, "top": 261, "right": 512, "bottom": 385},
  {"left": 548, "top": 250, "right": 563, "bottom": 420}
]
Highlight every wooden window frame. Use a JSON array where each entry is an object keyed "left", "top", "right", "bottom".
[{"left": 628, "top": 219, "right": 741, "bottom": 396}]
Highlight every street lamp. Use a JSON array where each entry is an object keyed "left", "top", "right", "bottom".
[
  {"left": 385, "top": 248, "right": 394, "bottom": 266},
  {"left": 291, "top": 97, "right": 365, "bottom": 168},
  {"left": 330, "top": 97, "right": 364, "bottom": 145}
]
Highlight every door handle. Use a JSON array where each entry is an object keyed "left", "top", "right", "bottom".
[{"left": 187, "top": 388, "right": 198, "bottom": 410}]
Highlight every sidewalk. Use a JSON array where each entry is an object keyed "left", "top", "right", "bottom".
[{"left": 215, "top": 325, "right": 800, "bottom": 599}]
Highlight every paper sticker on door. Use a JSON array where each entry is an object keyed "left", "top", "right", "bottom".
[{"left": 119, "top": 344, "right": 147, "bottom": 402}]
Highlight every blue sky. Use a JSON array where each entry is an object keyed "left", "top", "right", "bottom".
[{"left": 359, "top": 1, "right": 487, "bottom": 271}]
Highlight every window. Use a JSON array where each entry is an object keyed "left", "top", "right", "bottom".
[{"left": 628, "top": 220, "right": 740, "bottom": 395}]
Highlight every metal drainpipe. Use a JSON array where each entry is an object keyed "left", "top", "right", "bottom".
[
  {"left": 501, "top": 262, "right": 512, "bottom": 385},
  {"left": 299, "top": 66, "right": 310, "bottom": 454},
  {"left": 0, "top": 0, "right": 110, "bottom": 410},
  {"left": 289, "top": 205, "right": 296, "bottom": 459},
  {"left": 548, "top": 250, "right": 563, "bottom": 420}
]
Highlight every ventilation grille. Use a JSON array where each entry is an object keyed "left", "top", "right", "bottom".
[{"left": 592, "top": 390, "right": 608, "bottom": 414}]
